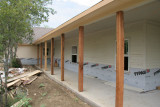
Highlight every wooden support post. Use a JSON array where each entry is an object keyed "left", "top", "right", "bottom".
[
  {"left": 78, "top": 26, "right": 84, "bottom": 92},
  {"left": 40, "top": 43, "right": 43, "bottom": 68},
  {"left": 51, "top": 38, "right": 54, "bottom": 75},
  {"left": 115, "top": 11, "right": 124, "bottom": 107},
  {"left": 45, "top": 41, "right": 47, "bottom": 71},
  {"left": 37, "top": 45, "right": 39, "bottom": 66},
  {"left": 61, "top": 34, "right": 64, "bottom": 81}
]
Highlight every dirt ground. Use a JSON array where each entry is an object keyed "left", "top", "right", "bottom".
[{"left": 26, "top": 73, "right": 90, "bottom": 107}]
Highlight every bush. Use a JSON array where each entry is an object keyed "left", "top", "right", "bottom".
[{"left": 11, "top": 58, "right": 22, "bottom": 68}]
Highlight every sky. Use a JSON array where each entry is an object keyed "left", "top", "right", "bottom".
[{"left": 40, "top": 0, "right": 101, "bottom": 28}]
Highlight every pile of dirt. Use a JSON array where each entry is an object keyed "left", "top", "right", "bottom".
[{"left": 26, "top": 74, "right": 90, "bottom": 107}]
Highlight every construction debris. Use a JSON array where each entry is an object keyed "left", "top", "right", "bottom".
[
  {"left": 25, "top": 76, "right": 38, "bottom": 85},
  {"left": 0, "top": 65, "right": 42, "bottom": 107},
  {"left": 11, "top": 99, "right": 25, "bottom": 107},
  {"left": 7, "top": 70, "right": 42, "bottom": 82},
  {"left": 7, "top": 70, "right": 41, "bottom": 88}
]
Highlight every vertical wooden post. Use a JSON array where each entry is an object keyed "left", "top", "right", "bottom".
[
  {"left": 115, "top": 11, "right": 124, "bottom": 107},
  {"left": 37, "top": 45, "right": 39, "bottom": 66},
  {"left": 61, "top": 34, "right": 64, "bottom": 81},
  {"left": 45, "top": 41, "right": 47, "bottom": 71},
  {"left": 78, "top": 26, "right": 84, "bottom": 92},
  {"left": 51, "top": 38, "right": 54, "bottom": 75},
  {"left": 40, "top": 43, "right": 43, "bottom": 68}
]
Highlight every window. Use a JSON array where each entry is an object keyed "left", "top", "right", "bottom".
[
  {"left": 124, "top": 40, "right": 129, "bottom": 71},
  {"left": 115, "top": 39, "right": 129, "bottom": 71},
  {"left": 72, "top": 46, "right": 77, "bottom": 63},
  {"left": 43, "top": 48, "right": 49, "bottom": 56}
]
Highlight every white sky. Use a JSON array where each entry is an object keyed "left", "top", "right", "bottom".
[{"left": 41, "top": 0, "right": 101, "bottom": 28}]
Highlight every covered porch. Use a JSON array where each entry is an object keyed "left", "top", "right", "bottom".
[
  {"left": 37, "top": 65, "right": 160, "bottom": 107},
  {"left": 34, "top": 0, "right": 160, "bottom": 107}
]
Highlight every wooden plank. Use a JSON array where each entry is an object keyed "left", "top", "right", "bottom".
[
  {"left": 26, "top": 76, "right": 38, "bottom": 85},
  {"left": 7, "top": 70, "right": 42, "bottom": 83},
  {"left": 7, "top": 79, "right": 21, "bottom": 87},
  {"left": 115, "top": 11, "right": 124, "bottom": 107},
  {"left": 37, "top": 45, "right": 39, "bottom": 66},
  {"left": 45, "top": 41, "right": 47, "bottom": 71},
  {"left": 11, "top": 99, "right": 25, "bottom": 107},
  {"left": 51, "top": 38, "right": 54, "bottom": 75},
  {"left": 61, "top": 33, "right": 64, "bottom": 81},
  {"left": 78, "top": 26, "right": 84, "bottom": 92},
  {"left": 40, "top": 43, "right": 43, "bottom": 68}
]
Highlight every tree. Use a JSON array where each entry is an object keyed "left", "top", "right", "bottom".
[{"left": 0, "top": 0, "right": 55, "bottom": 106}]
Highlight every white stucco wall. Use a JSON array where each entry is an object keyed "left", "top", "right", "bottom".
[
  {"left": 146, "top": 21, "right": 160, "bottom": 69},
  {"left": 54, "top": 21, "right": 146, "bottom": 69},
  {"left": 17, "top": 45, "right": 37, "bottom": 58}
]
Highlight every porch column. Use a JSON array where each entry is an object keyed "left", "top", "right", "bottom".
[
  {"left": 61, "top": 33, "right": 64, "bottom": 81},
  {"left": 78, "top": 26, "right": 84, "bottom": 92},
  {"left": 40, "top": 43, "right": 43, "bottom": 68},
  {"left": 45, "top": 41, "right": 47, "bottom": 71},
  {"left": 51, "top": 38, "right": 54, "bottom": 75},
  {"left": 115, "top": 11, "right": 124, "bottom": 107},
  {"left": 37, "top": 45, "right": 39, "bottom": 66}
]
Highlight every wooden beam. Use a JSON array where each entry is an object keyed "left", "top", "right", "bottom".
[
  {"left": 51, "top": 38, "right": 54, "bottom": 75},
  {"left": 40, "top": 43, "right": 43, "bottom": 68},
  {"left": 115, "top": 11, "right": 124, "bottom": 107},
  {"left": 37, "top": 45, "right": 39, "bottom": 66},
  {"left": 78, "top": 26, "right": 84, "bottom": 92},
  {"left": 45, "top": 41, "right": 47, "bottom": 71},
  {"left": 61, "top": 34, "right": 64, "bottom": 81}
]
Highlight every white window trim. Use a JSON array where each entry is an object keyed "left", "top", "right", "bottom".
[{"left": 71, "top": 46, "right": 77, "bottom": 63}]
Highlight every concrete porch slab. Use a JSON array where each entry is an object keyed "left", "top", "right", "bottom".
[{"left": 36, "top": 65, "right": 160, "bottom": 107}]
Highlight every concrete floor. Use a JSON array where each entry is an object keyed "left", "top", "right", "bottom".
[{"left": 38, "top": 65, "right": 160, "bottom": 107}]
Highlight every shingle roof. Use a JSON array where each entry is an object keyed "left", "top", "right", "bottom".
[
  {"left": 32, "top": 27, "right": 53, "bottom": 42},
  {"left": 22, "top": 27, "right": 53, "bottom": 44}
]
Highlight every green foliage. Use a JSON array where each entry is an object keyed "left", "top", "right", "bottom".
[
  {"left": 39, "top": 83, "right": 45, "bottom": 88},
  {"left": 0, "top": 0, "right": 56, "bottom": 61},
  {"left": 41, "top": 92, "right": 47, "bottom": 97},
  {"left": 7, "top": 91, "right": 32, "bottom": 107},
  {"left": 0, "top": 1, "right": 55, "bottom": 106},
  {"left": 40, "top": 104, "right": 46, "bottom": 107},
  {"left": 74, "top": 97, "right": 79, "bottom": 102},
  {"left": 11, "top": 58, "right": 22, "bottom": 68},
  {"left": 21, "top": 97, "right": 32, "bottom": 107}
]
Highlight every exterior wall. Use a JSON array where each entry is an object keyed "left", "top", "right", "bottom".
[
  {"left": 17, "top": 20, "right": 160, "bottom": 91},
  {"left": 17, "top": 45, "right": 37, "bottom": 65},
  {"left": 146, "top": 21, "right": 160, "bottom": 68},
  {"left": 17, "top": 45, "right": 37, "bottom": 58},
  {"left": 54, "top": 21, "right": 148, "bottom": 91},
  {"left": 17, "top": 44, "right": 52, "bottom": 65},
  {"left": 54, "top": 21, "right": 146, "bottom": 68},
  {"left": 145, "top": 21, "right": 160, "bottom": 91}
]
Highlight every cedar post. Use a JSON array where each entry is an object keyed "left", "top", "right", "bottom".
[
  {"left": 51, "top": 38, "right": 54, "bottom": 75},
  {"left": 115, "top": 11, "right": 124, "bottom": 107},
  {"left": 40, "top": 43, "right": 43, "bottom": 68},
  {"left": 45, "top": 41, "right": 47, "bottom": 71},
  {"left": 37, "top": 45, "right": 39, "bottom": 66},
  {"left": 61, "top": 34, "right": 64, "bottom": 81},
  {"left": 78, "top": 26, "right": 84, "bottom": 92}
]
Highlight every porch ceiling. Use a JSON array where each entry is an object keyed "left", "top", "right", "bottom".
[
  {"left": 33, "top": 0, "right": 151, "bottom": 44},
  {"left": 52, "top": 0, "right": 160, "bottom": 41}
]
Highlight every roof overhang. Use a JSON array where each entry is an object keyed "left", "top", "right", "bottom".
[{"left": 33, "top": 0, "right": 152, "bottom": 44}]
